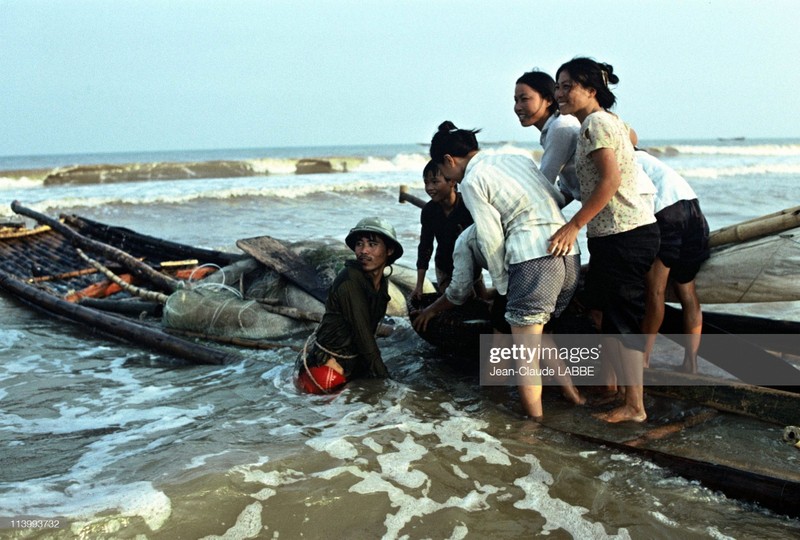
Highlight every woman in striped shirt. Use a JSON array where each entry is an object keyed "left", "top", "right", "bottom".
[{"left": 428, "top": 121, "right": 583, "bottom": 420}]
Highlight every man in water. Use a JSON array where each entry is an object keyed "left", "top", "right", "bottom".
[{"left": 295, "top": 216, "right": 403, "bottom": 394}]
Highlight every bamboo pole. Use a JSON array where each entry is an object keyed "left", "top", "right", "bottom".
[
  {"left": 29, "top": 266, "right": 100, "bottom": 283},
  {"left": 398, "top": 185, "right": 426, "bottom": 209},
  {"left": 709, "top": 206, "right": 800, "bottom": 248},
  {"left": 75, "top": 248, "right": 170, "bottom": 304},
  {"left": 0, "top": 269, "right": 232, "bottom": 365}
]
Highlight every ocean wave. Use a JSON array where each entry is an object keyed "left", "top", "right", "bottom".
[
  {"left": 0, "top": 176, "right": 417, "bottom": 217},
  {"left": 0, "top": 175, "right": 45, "bottom": 190},
  {"left": 0, "top": 151, "right": 434, "bottom": 189},
  {"left": 678, "top": 162, "right": 800, "bottom": 179},
  {"left": 646, "top": 143, "right": 800, "bottom": 157}
]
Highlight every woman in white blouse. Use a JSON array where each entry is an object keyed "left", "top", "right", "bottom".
[
  {"left": 514, "top": 69, "right": 581, "bottom": 204},
  {"left": 549, "top": 58, "right": 660, "bottom": 423}
]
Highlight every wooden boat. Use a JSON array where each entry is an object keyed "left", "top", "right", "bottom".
[
  {"left": 408, "top": 292, "right": 800, "bottom": 518},
  {"left": 537, "top": 395, "right": 800, "bottom": 520},
  {"left": 401, "top": 192, "right": 800, "bottom": 517},
  {"left": 0, "top": 201, "right": 247, "bottom": 365},
  {"left": 407, "top": 293, "right": 800, "bottom": 387}
]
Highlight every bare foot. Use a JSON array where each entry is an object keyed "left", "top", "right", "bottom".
[
  {"left": 594, "top": 405, "right": 647, "bottom": 423},
  {"left": 678, "top": 360, "right": 697, "bottom": 374},
  {"left": 589, "top": 391, "right": 623, "bottom": 407},
  {"left": 562, "top": 387, "right": 587, "bottom": 406}
]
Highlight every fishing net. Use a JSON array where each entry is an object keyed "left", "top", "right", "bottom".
[
  {"left": 161, "top": 241, "right": 427, "bottom": 340},
  {"left": 162, "top": 260, "right": 316, "bottom": 340}
]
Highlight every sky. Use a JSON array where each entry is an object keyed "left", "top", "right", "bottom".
[{"left": 2, "top": 0, "right": 799, "bottom": 156}]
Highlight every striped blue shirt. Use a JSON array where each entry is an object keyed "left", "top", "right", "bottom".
[{"left": 460, "top": 150, "right": 578, "bottom": 295}]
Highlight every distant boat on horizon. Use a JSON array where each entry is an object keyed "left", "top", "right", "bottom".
[{"left": 717, "top": 136, "right": 746, "bottom": 141}]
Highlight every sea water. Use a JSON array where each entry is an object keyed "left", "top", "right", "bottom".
[{"left": 0, "top": 139, "right": 798, "bottom": 538}]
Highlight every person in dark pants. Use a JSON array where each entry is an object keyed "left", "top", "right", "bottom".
[
  {"left": 411, "top": 160, "right": 474, "bottom": 298},
  {"left": 549, "top": 58, "right": 660, "bottom": 423}
]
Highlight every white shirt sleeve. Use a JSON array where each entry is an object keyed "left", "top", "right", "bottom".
[
  {"left": 444, "top": 225, "right": 477, "bottom": 305},
  {"left": 460, "top": 175, "right": 508, "bottom": 295},
  {"left": 539, "top": 123, "right": 576, "bottom": 186}
]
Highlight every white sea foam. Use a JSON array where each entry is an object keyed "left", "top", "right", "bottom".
[
  {"left": 707, "top": 526, "right": 737, "bottom": 540},
  {"left": 306, "top": 435, "right": 360, "bottom": 460},
  {"left": 669, "top": 144, "right": 800, "bottom": 156},
  {"left": 362, "top": 436, "right": 384, "bottom": 454},
  {"left": 514, "top": 453, "right": 632, "bottom": 539},
  {"left": 0, "top": 480, "right": 172, "bottom": 533},
  {"left": 185, "top": 450, "right": 237, "bottom": 470},
  {"left": 376, "top": 435, "right": 429, "bottom": 489},
  {"left": 199, "top": 501, "right": 263, "bottom": 540},
  {"left": 424, "top": 406, "right": 510, "bottom": 466},
  {"left": 325, "top": 463, "right": 496, "bottom": 540},
  {"left": 648, "top": 510, "right": 679, "bottom": 527},
  {"left": 679, "top": 162, "right": 800, "bottom": 179},
  {"left": 0, "top": 329, "right": 25, "bottom": 350},
  {"left": 282, "top": 399, "right": 630, "bottom": 539}
]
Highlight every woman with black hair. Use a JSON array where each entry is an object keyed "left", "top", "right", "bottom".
[
  {"left": 514, "top": 69, "right": 580, "bottom": 205},
  {"left": 428, "top": 121, "right": 584, "bottom": 419},
  {"left": 549, "top": 57, "right": 659, "bottom": 423}
]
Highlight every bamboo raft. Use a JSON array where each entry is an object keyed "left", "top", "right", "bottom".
[{"left": 0, "top": 201, "right": 247, "bottom": 364}]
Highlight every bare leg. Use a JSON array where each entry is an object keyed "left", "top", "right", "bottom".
[
  {"left": 595, "top": 337, "right": 647, "bottom": 423},
  {"left": 642, "top": 257, "right": 670, "bottom": 368},
  {"left": 511, "top": 324, "right": 545, "bottom": 420},
  {"left": 673, "top": 279, "right": 702, "bottom": 373},
  {"left": 539, "top": 333, "right": 585, "bottom": 406},
  {"left": 324, "top": 357, "right": 345, "bottom": 375},
  {"left": 590, "top": 309, "right": 619, "bottom": 396}
]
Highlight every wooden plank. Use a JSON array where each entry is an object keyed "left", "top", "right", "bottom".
[
  {"left": 661, "top": 305, "right": 800, "bottom": 391},
  {"left": 644, "top": 369, "right": 800, "bottom": 426},
  {"left": 542, "top": 421, "right": 800, "bottom": 519},
  {"left": 236, "top": 235, "right": 329, "bottom": 303}
]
